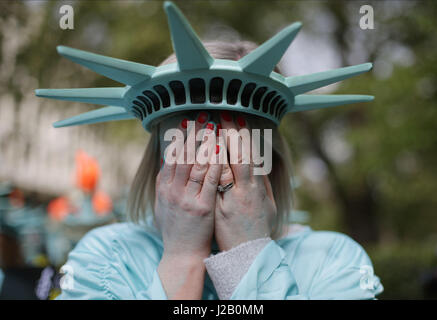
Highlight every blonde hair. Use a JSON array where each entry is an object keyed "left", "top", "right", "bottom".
[{"left": 127, "top": 41, "right": 295, "bottom": 239}]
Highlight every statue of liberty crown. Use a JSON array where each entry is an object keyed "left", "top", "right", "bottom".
[{"left": 35, "top": 1, "right": 373, "bottom": 132}]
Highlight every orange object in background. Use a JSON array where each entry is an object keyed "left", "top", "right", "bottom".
[
  {"left": 92, "top": 191, "right": 113, "bottom": 216},
  {"left": 47, "top": 150, "right": 113, "bottom": 221},
  {"left": 47, "top": 197, "right": 71, "bottom": 221},
  {"left": 75, "top": 150, "right": 100, "bottom": 193}
]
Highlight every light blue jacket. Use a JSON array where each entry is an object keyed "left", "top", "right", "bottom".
[{"left": 57, "top": 217, "right": 383, "bottom": 300}]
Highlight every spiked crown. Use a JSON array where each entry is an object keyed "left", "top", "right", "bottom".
[{"left": 35, "top": 1, "right": 373, "bottom": 132}]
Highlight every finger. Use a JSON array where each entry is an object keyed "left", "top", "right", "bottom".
[
  {"left": 160, "top": 126, "right": 185, "bottom": 184},
  {"left": 184, "top": 111, "right": 210, "bottom": 164},
  {"left": 199, "top": 143, "right": 222, "bottom": 204},
  {"left": 216, "top": 130, "right": 234, "bottom": 187},
  {"left": 173, "top": 112, "right": 210, "bottom": 188},
  {"left": 159, "top": 114, "right": 189, "bottom": 171},
  {"left": 179, "top": 116, "right": 190, "bottom": 140},
  {"left": 220, "top": 111, "right": 251, "bottom": 186},
  {"left": 234, "top": 113, "right": 262, "bottom": 184},
  {"left": 186, "top": 121, "right": 216, "bottom": 195},
  {"left": 234, "top": 113, "right": 265, "bottom": 186}
]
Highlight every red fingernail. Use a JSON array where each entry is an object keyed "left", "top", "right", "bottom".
[
  {"left": 216, "top": 145, "right": 220, "bottom": 154},
  {"left": 236, "top": 116, "right": 246, "bottom": 127},
  {"left": 197, "top": 112, "right": 208, "bottom": 124},
  {"left": 221, "top": 111, "right": 232, "bottom": 121},
  {"left": 206, "top": 122, "right": 214, "bottom": 131},
  {"left": 216, "top": 124, "right": 222, "bottom": 136},
  {"left": 181, "top": 118, "right": 188, "bottom": 129},
  {"left": 206, "top": 122, "right": 214, "bottom": 130}
]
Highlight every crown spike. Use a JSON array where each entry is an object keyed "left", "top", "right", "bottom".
[
  {"left": 238, "top": 22, "right": 302, "bottom": 76},
  {"left": 53, "top": 106, "right": 135, "bottom": 128},
  {"left": 286, "top": 63, "right": 373, "bottom": 95},
  {"left": 164, "top": 1, "right": 214, "bottom": 71},
  {"left": 35, "top": 88, "right": 126, "bottom": 106},
  {"left": 57, "top": 46, "right": 155, "bottom": 86},
  {"left": 290, "top": 94, "right": 374, "bottom": 112}
]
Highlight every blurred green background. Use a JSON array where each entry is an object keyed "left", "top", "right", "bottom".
[{"left": 1, "top": 0, "right": 436, "bottom": 299}]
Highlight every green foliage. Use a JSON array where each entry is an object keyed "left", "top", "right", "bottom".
[{"left": 368, "top": 242, "right": 437, "bottom": 299}]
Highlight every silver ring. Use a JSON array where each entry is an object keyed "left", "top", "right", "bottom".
[
  {"left": 217, "top": 181, "right": 234, "bottom": 193},
  {"left": 189, "top": 177, "right": 203, "bottom": 185}
]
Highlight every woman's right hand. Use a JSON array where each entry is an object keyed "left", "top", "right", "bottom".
[
  {"left": 155, "top": 113, "right": 222, "bottom": 299},
  {"left": 155, "top": 113, "right": 222, "bottom": 258}
]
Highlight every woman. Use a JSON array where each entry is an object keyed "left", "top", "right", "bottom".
[{"left": 55, "top": 40, "right": 383, "bottom": 300}]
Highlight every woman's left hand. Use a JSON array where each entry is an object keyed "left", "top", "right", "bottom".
[{"left": 214, "top": 112, "right": 277, "bottom": 252}]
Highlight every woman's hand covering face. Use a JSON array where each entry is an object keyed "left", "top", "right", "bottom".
[
  {"left": 155, "top": 111, "right": 277, "bottom": 258},
  {"left": 155, "top": 112, "right": 222, "bottom": 258},
  {"left": 214, "top": 111, "right": 277, "bottom": 251}
]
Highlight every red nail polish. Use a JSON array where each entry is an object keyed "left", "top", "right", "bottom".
[
  {"left": 216, "top": 124, "right": 222, "bottom": 136},
  {"left": 216, "top": 145, "right": 220, "bottom": 154},
  {"left": 221, "top": 111, "right": 232, "bottom": 121},
  {"left": 236, "top": 116, "right": 246, "bottom": 127},
  {"left": 197, "top": 112, "right": 208, "bottom": 124},
  {"left": 206, "top": 122, "right": 214, "bottom": 131},
  {"left": 181, "top": 118, "right": 188, "bottom": 129}
]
